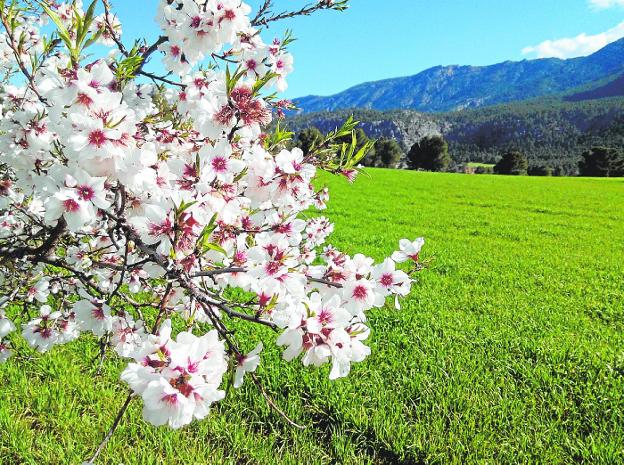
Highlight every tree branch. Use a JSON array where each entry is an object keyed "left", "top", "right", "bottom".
[
  {"left": 251, "top": 0, "right": 345, "bottom": 28},
  {"left": 89, "top": 392, "right": 133, "bottom": 464}
]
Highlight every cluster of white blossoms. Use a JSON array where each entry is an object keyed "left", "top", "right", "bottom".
[
  {"left": 121, "top": 320, "right": 228, "bottom": 428},
  {"left": 0, "top": 0, "right": 424, "bottom": 432}
]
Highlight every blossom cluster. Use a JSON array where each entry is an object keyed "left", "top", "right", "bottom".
[
  {"left": 0, "top": 0, "right": 424, "bottom": 433},
  {"left": 121, "top": 320, "right": 227, "bottom": 428}
]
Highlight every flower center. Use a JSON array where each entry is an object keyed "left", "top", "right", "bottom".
[
  {"left": 88, "top": 130, "right": 107, "bottom": 148},
  {"left": 380, "top": 273, "right": 394, "bottom": 287},
  {"left": 265, "top": 261, "right": 281, "bottom": 276},
  {"left": 211, "top": 157, "right": 227, "bottom": 173},
  {"left": 63, "top": 198, "right": 80, "bottom": 213},
  {"left": 77, "top": 185, "right": 95, "bottom": 201},
  {"left": 76, "top": 93, "right": 93, "bottom": 107},
  {"left": 170, "top": 374, "right": 194, "bottom": 397},
  {"left": 162, "top": 393, "right": 178, "bottom": 406},
  {"left": 352, "top": 285, "right": 368, "bottom": 300},
  {"left": 91, "top": 305, "right": 105, "bottom": 320},
  {"left": 246, "top": 59, "right": 257, "bottom": 70},
  {"left": 318, "top": 309, "right": 333, "bottom": 324}
]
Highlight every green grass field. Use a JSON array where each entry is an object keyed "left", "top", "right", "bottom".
[{"left": 1, "top": 169, "right": 623, "bottom": 465}]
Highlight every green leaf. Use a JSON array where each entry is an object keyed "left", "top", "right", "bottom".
[
  {"left": 76, "top": 0, "right": 99, "bottom": 49},
  {"left": 281, "top": 29, "right": 297, "bottom": 48},
  {"left": 115, "top": 55, "right": 144, "bottom": 82},
  {"left": 351, "top": 140, "right": 375, "bottom": 166},
  {"left": 202, "top": 242, "right": 227, "bottom": 256},
  {"left": 175, "top": 200, "right": 198, "bottom": 216},
  {"left": 82, "top": 28, "right": 103, "bottom": 50},
  {"left": 265, "top": 121, "right": 294, "bottom": 150},
  {"left": 37, "top": 1, "right": 74, "bottom": 54},
  {"left": 225, "top": 66, "right": 247, "bottom": 96},
  {"left": 252, "top": 72, "right": 278, "bottom": 96}
]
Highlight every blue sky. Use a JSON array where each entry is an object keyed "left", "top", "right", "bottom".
[{"left": 111, "top": 0, "right": 624, "bottom": 99}]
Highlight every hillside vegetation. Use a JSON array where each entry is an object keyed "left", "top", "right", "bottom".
[
  {"left": 286, "top": 96, "right": 624, "bottom": 175},
  {"left": 2, "top": 170, "right": 623, "bottom": 464}
]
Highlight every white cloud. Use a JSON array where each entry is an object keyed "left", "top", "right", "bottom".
[
  {"left": 588, "top": 0, "right": 624, "bottom": 9},
  {"left": 521, "top": 21, "right": 624, "bottom": 59}
]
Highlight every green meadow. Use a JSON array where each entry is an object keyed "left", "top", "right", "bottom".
[{"left": 1, "top": 169, "right": 623, "bottom": 465}]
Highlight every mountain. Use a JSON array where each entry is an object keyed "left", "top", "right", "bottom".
[
  {"left": 565, "top": 73, "right": 624, "bottom": 102},
  {"left": 294, "top": 38, "right": 624, "bottom": 113}
]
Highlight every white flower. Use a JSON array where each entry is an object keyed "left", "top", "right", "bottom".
[
  {"left": 276, "top": 327, "right": 304, "bottom": 362},
  {"left": 73, "top": 299, "right": 113, "bottom": 337},
  {"left": 342, "top": 279, "right": 376, "bottom": 315},
  {"left": 111, "top": 314, "right": 145, "bottom": 358},
  {"left": 26, "top": 279, "right": 50, "bottom": 303},
  {"left": 22, "top": 305, "right": 78, "bottom": 353},
  {"left": 0, "top": 316, "right": 16, "bottom": 338},
  {"left": 233, "top": 342, "right": 263, "bottom": 388},
  {"left": 0, "top": 340, "right": 13, "bottom": 363},
  {"left": 0, "top": 313, "right": 15, "bottom": 363},
  {"left": 200, "top": 141, "right": 246, "bottom": 184},
  {"left": 371, "top": 258, "right": 412, "bottom": 307},
  {"left": 44, "top": 188, "right": 95, "bottom": 231},
  {"left": 391, "top": 238, "right": 425, "bottom": 263}
]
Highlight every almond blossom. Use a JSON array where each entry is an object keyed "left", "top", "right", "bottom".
[
  {"left": 391, "top": 237, "right": 426, "bottom": 263},
  {"left": 0, "top": 0, "right": 422, "bottom": 460},
  {"left": 234, "top": 342, "right": 263, "bottom": 388},
  {"left": 121, "top": 322, "right": 227, "bottom": 429}
]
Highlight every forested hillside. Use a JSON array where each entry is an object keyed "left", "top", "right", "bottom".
[{"left": 285, "top": 97, "right": 624, "bottom": 175}]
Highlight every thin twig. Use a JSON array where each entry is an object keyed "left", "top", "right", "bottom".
[
  {"left": 251, "top": 0, "right": 341, "bottom": 28},
  {"left": 137, "top": 70, "right": 185, "bottom": 87},
  {"left": 251, "top": 0, "right": 273, "bottom": 25},
  {"left": 0, "top": 9, "right": 47, "bottom": 103},
  {"left": 102, "top": 0, "right": 129, "bottom": 57},
  {"left": 89, "top": 393, "right": 133, "bottom": 464},
  {"left": 191, "top": 267, "right": 246, "bottom": 278},
  {"left": 250, "top": 373, "right": 306, "bottom": 429},
  {"left": 196, "top": 300, "right": 304, "bottom": 429},
  {"left": 307, "top": 277, "right": 344, "bottom": 288}
]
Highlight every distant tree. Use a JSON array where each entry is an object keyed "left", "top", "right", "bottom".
[
  {"left": 375, "top": 138, "right": 403, "bottom": 168},
  {"left": 337, "top": 128, "right": 377, "bottom": 167},
  {"left": 578, "top": 146, "right": 624, "bottom": 177},
  {"left": 494, "top": 150, "right": 528, "bottom": 175},
  {"left": 528, "top": 165, "right": 553, "bottom": 176},
  {"left": 296, "top": 127, "right": 323, "bottom": 155},
  {"left": 408, "top": 135, "right": 450, "bottom": 171}
]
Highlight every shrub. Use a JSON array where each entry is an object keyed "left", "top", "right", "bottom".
[
  {"left": 494, "top": 150, "right": 528, "bottom": 175},
  {"left": 578, "top": 146, "right": 624, "bottom": 177},
  {"left": 408, "top": 135, "right": 451, "bottom": 171}
]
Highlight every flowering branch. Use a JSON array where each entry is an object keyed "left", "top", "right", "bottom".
[
  {"left": 0, "top": 1, "right": 426, "bottom": 462},
  {"left": 0, "top": 5, "right": 46, "bottom": 103}
]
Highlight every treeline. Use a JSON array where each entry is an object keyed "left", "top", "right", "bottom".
[
  {"left": 442, "top": 97, "right": 624, "bottom": 175},
  {"left": 294, "top": 126, "right": 624, "bottom": 177},
  {"left": 286, "top": 96, "right": 624, "bottom": 176}
]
